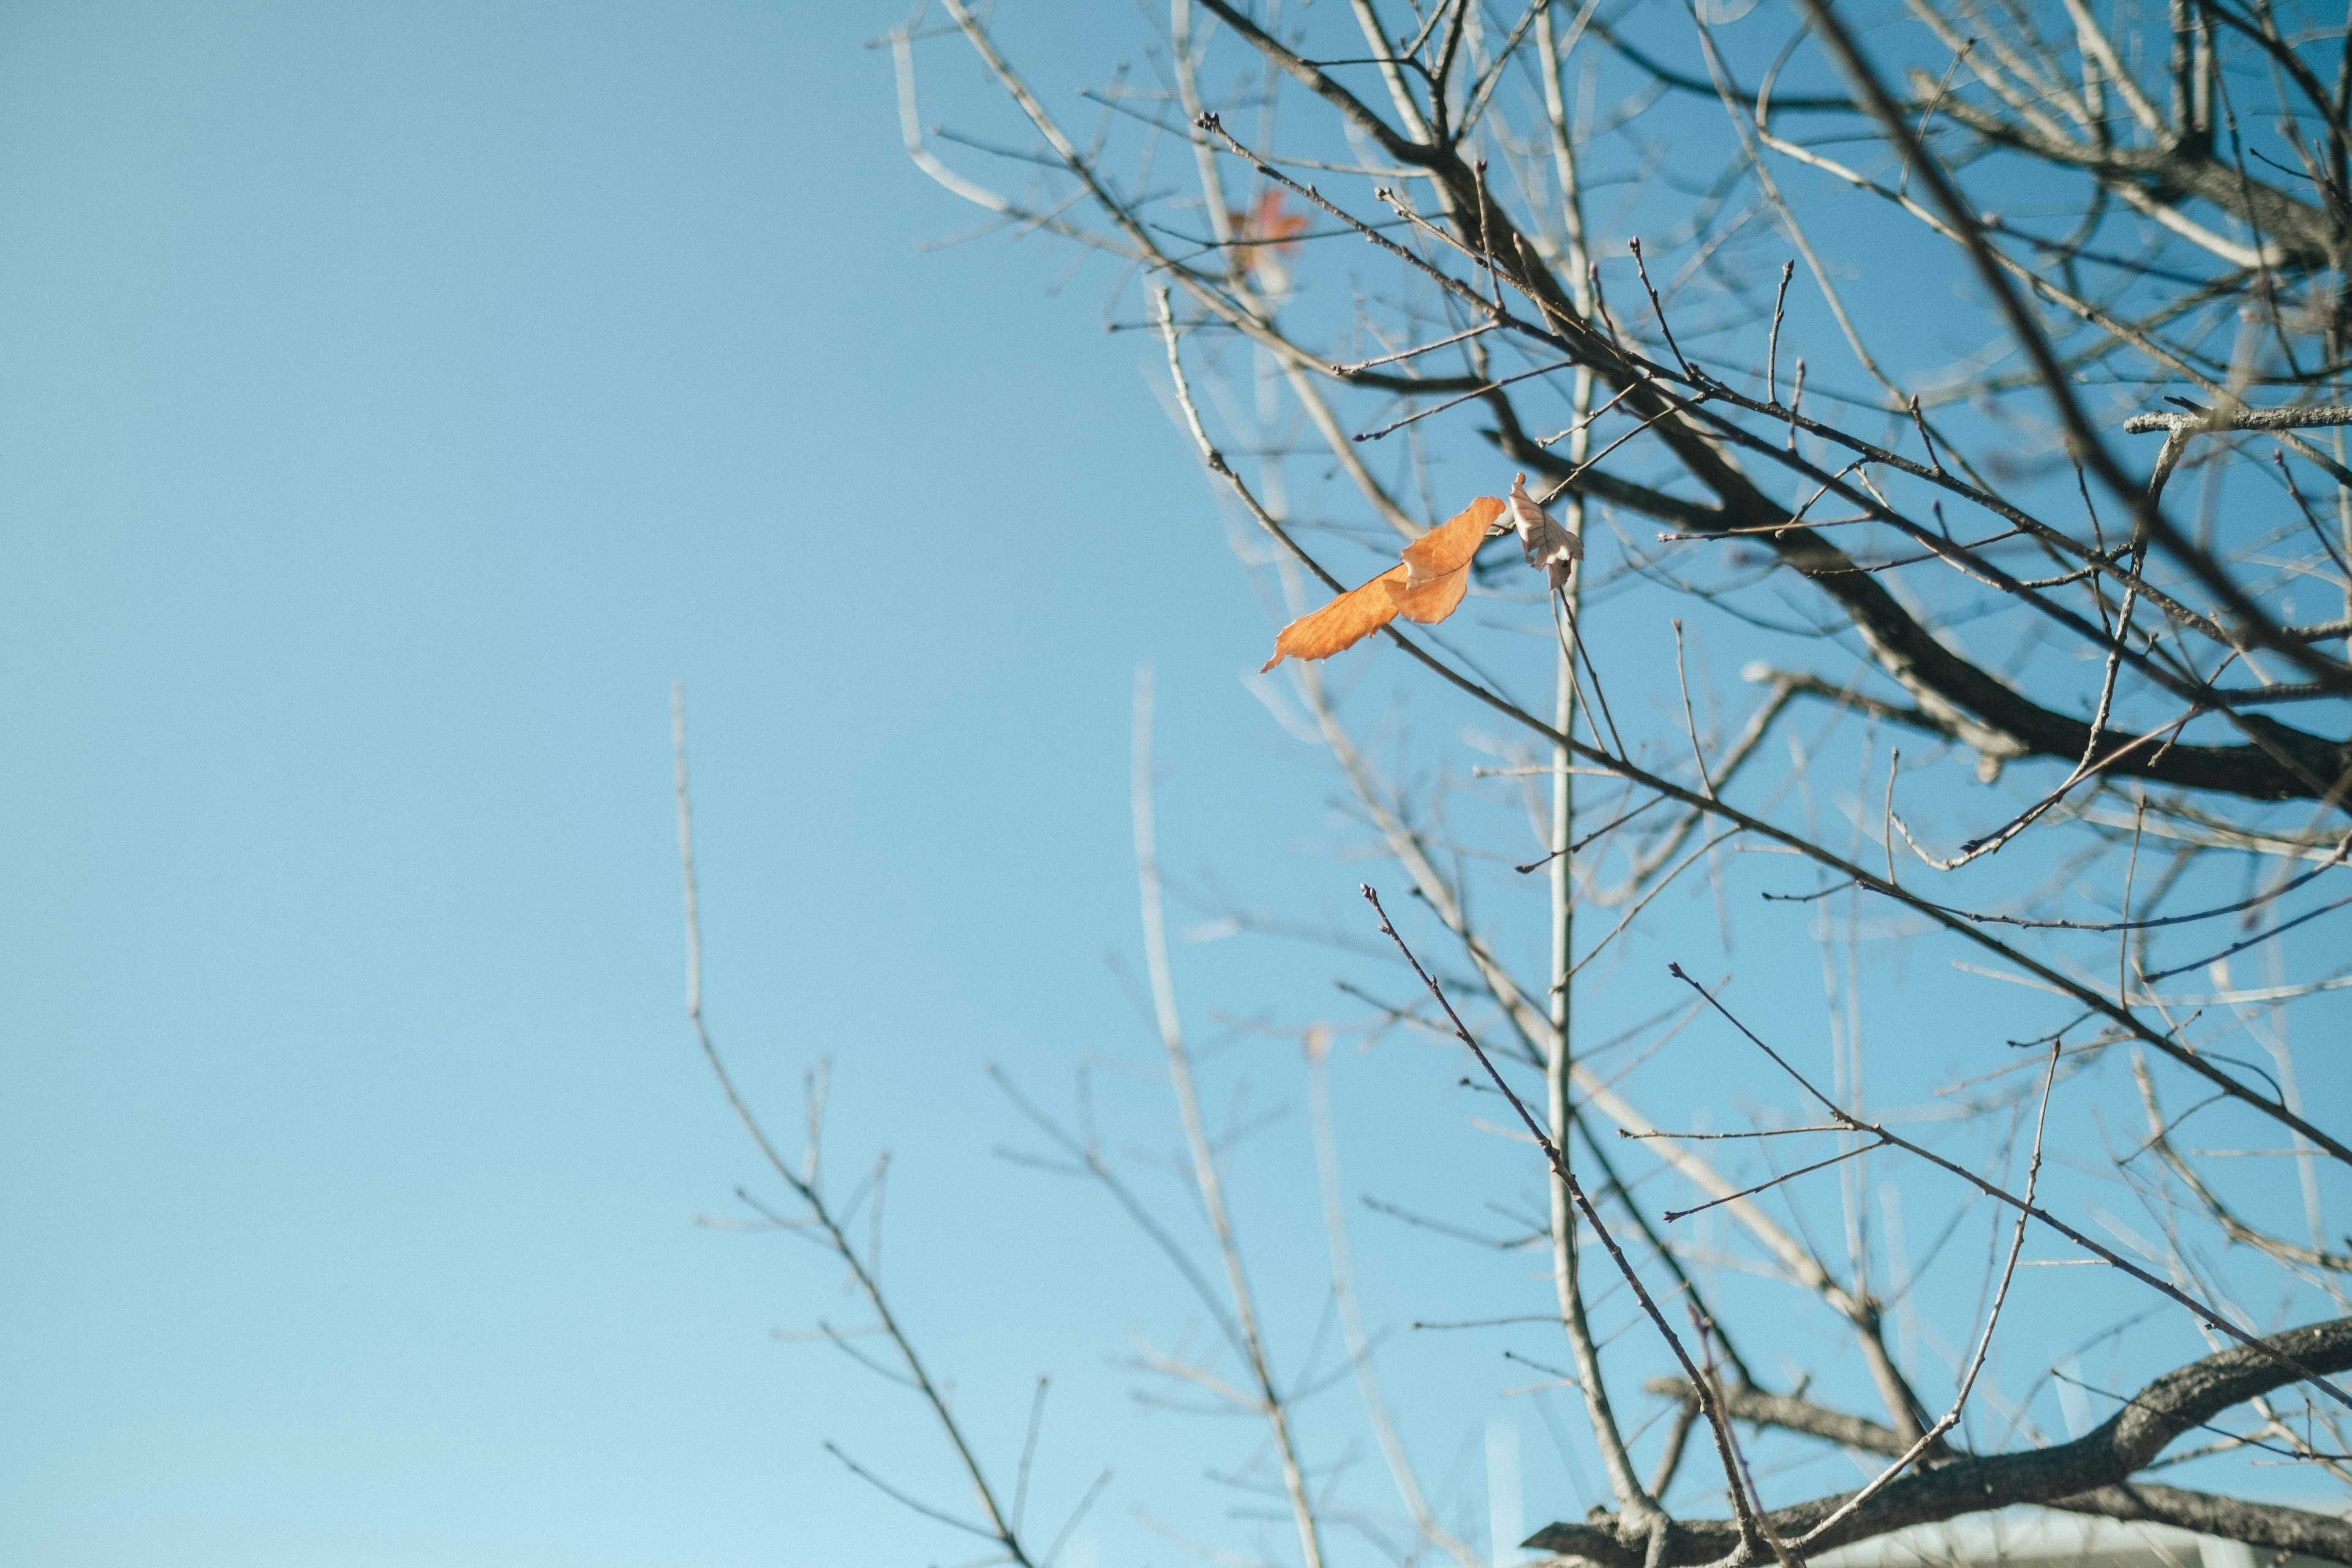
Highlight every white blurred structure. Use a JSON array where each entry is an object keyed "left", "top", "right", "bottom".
[
  {"left": 1815, "top": 1509, "right": 2321, "bottom": 1568},
  {"left": 1488, "top": 1418, "right": 1524, "bottom": 1567}
]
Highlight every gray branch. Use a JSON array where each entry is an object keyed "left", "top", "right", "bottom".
[
  {"left": 1536, "top": 1318, "right": 2352, "bottom": 1566},
  {"left": 1640, "top": 1377, "right": 2352, "bottom": 1562},
  {"left": 2125, "top": 405, "right": 2352, "bottom": 434}
]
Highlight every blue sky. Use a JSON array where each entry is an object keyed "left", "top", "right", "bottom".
[
  {"left": 2, "top": 6, "right": 2345, "bottom": 1567},
  {"left": 0, "top": 5, "right": 1262, "bottom": 1562}
]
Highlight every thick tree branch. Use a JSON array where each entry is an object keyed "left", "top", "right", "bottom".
[
  {"left": 1499, "top": 421, "right": 2352, "bottom": 802},
  {"left": 2051, "top": 1482, "right": 2352, "bottom": 1561},
  {"left": 1535, "top": 1318, "right": 2352, "bottom": 1565},
  {"left": 1639, "top": 1375, "right": 2352, "bottom": 1564},
  {"left": 1936, "top": 94, "right": 2340, "bottom": 269}
]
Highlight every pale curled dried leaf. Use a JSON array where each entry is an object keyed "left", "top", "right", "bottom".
[{"left": 1507, "top": 471, "right": 1582, "bottom": 594}]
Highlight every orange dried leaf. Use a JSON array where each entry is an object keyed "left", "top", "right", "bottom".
[
  {"left": 1261, "top": 565, "right": 1409, "bottom": 672},
  {"left": 1400, "top": 496, "right": 1506, "bottom": 588},
  {"left": 1262, "top": 496, "right": 1507, "bottom": 670},
  {"left": 1385, "top": 564, "right": 1472, "bottom": 625}
]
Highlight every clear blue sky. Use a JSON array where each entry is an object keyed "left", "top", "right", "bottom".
[
  {"left": 0, "top": 5, "right": 1276, "bottom": 1562},
  {"left": 2, "top": 7, "right": 2343, "bottom": 1568}
]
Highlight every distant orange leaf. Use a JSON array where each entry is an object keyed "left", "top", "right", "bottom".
[
  {"left": 1261, "top": 497, "right": 1504, "bottom": 673},
  {"left": 1227, "top": 189, "right": 1310, "bottom": 284}
]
